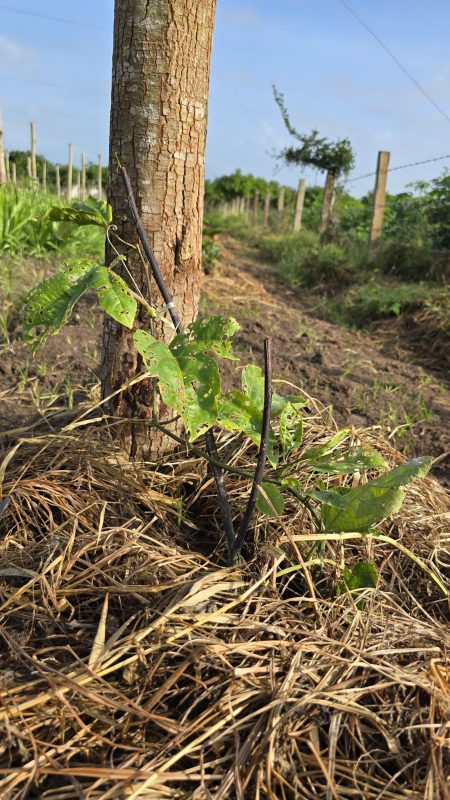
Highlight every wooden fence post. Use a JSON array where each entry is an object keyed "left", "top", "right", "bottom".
[
  {"left": 0, "top": 101, "right": 6, "bottom": 185},
  {"left": 11, "top": 161, "right": 16, "bottom": 184},
  {"left": 97, "top": 154, "right": 102, "bottom": 200},
  {"left": 81, "top": 152, "right": 86, "bottom": 200},
  {"left": 263, "top": 191, "right": 271, "bottom": 227},
  {"left": 76, "top": 169, "right": 81, "bottom": 199},
  {"left": 252, "top": 192, "right": 260, "bottom": 226},
  {"left": 42, "top": 161, "right": 47, "bottom": 193},
  {"left": 277, "top": 186, "right": 285, "bottom": 213},
  {"left": 293, "top": 178, "right": 306, "bottom": 233},
  {"left": 56, "top": 164, "right": 61, "bottom": 197},
  {"left": 318, "top": 171, "right": 335, "bottom": 235},
  {"left": 67, "top": 143, "right": 73, "bottom": 202},
  {"left": 30, "top": 121, "right": 37, "bottom": 183},
  {"left": 369, "top": 150, "right": 391, "bottom": 250},
  {"left": 26, "top": 156, "right": 32, "bottom": 187}
]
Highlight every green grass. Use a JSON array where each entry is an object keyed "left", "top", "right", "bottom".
[
  {"left": 0, "top": 186, "right": 105, "bottom": 259},
  {"left": 256, "top": 230, "right": 353, "bottom": 289},
  {"left": 321, "top": 280, "right": 449, "bottom": 327}
]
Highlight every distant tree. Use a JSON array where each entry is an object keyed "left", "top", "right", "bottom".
[{"left": 273, "top": 86, "right": 355, "bottom": 235}]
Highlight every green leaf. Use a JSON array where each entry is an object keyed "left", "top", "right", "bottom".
[
  {"left": 372, "top": 456, "right": 433, "bottom": 488},
  {"left": 178, "top": 316, "right": 240, "bottom": 360},
  {"left": 321, "top": 484, "right": 405, "bottom": 532},
  {"left": 92, "top": 267, "right": 137, "bottom": 329},
  {"left": 344, "top": 561, "right": 378, "bottom": 590},
  {"left": 218, "top": 390, "right": 279, "bottom": 466},
  {"left": 47, "top": 197, "right": 112, "bottom": 228},
  {"left": 134, "top": 330, "right": 185, "bottom": 413},
  {"left": 319, "top": 456, "right": 432, "bottom": 532},
  {"left": 134, "top": 329, "right": 223, "bottom": 440},
  {"left": 256, "top": 483, "right": 285, "bottom": 516},
  {"left": 309, "top": 446, "right": 387, "bottom": 474},
  {"left": 23, "top": 259, "right": 97, "bottom": 353},
  {"left": 279, "top": 401, "right": 303, "bottom": 452},
  {"left": 301, "top": 429, "right": 350, "bottom": 461},
  {"left": 241, "top": 364, "right": 265, "bottom": 409},
  {"left": 173, "top": 343, "right": 221, "bottom": 440},
  {"left": 310, "top": 488, "right": 349, "bottom": 509}
]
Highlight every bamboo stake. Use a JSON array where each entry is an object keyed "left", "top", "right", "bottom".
[
  {"left": 77, "top": 169, "right": 81, "bottom": 199},
  {"left": 263, "top": 191, "right": 271, "bottom": 227},
  {"left": 0, "top": 101, "right": 6, "bottom": 185},
  {"left": 97, "top": 153, "right": 102, "bottom": 200},
  {"left": 42, "top": 161, "right": 47, "bottom": 193},
  {"left": 11, "top": 162, "right": 16, "bottom": 185},
  {"left": 81, "top": 152, "right": 86, "bottom": 200},
  {"left": 369, "top": 150, "right": 391, "bottom": 250},
  {"left": 293, "top": 178, "right": 306, "bottom": 233},
  {"left": 67, "top": 143, "right": 73, "bottom": 202},
  {"left": 30, "top": 121, "right": 37, "bottom": 182}
]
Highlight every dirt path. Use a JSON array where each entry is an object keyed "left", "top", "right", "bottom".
[{"left": 202, "top": 236, "right": 450, "bottom": 485}]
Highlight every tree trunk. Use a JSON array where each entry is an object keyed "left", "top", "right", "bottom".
[
  {"left": 318, "top": 171, "right": 335, "bottom": 236},
  {"left": 103, "top": 0, "right": 217, "bottom": 459}
]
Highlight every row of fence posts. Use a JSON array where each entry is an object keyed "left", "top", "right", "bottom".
[
  {"left": 0, "top": 103, "right": 103, "bottom": 201},
  {"left": 217, "top": 151, "right": 391, "bottom": 251}
]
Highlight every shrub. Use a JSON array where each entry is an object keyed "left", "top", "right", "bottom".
[
  {"left": 258, "top": 230, "right": 351, "bottom": 289},
  {"left": 371, "top": 241, "right": 448, "bottom": 282},
  {"left": 323, "top": 281, "right": 448, "bottom": 327}
]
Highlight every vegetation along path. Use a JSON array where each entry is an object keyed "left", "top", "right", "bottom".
[{"left": 202, "top": 236, "right": 450, "bottom": 486}]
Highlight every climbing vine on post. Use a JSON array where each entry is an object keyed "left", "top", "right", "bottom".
[{"left": 273, "top": 86, "right": 355, "bottom": 235}]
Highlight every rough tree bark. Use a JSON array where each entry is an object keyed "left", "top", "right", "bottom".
[{"left": 103, "top": 0, "right": 217, "bottom": 459}]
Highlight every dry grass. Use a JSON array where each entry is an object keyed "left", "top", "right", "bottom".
[{"left": 0, "top": 401, "right": 448, "bottom": 799}]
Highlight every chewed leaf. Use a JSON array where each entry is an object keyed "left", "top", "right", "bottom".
[
  {"left": 47, "top": 197, "right": 112, "bottom": 228},
  {"left": 181, "top": 316, "right": 241, "bottom": 360},
  {"left": 241, "top": 364, "right": 305, "bottom": 419},
  {"left": 279, "top": 401, "right": 303, "bottom": 452},
  {"left": 256, "top": 483, "right": 285, "bottom": 516},
  {"left": 134, "top": 330, "right": 185, "bottom": 413},
  {"left": 218, "top": 390, "right": 278, "bottom": 466},
  {"left": 174, "top": 343, "right": 221, "bottom": 440},
  {"left": 92, "top": 268, "right": 137, "bottom": 329},
  {"left": 23, "top": 259, "right": 97, "bottom": 353},
  {"left": 301, "top": 429, "right": 350, "bottom": 461},
  {"left": 309, "top": 446, "right": 386, "bottom": 474}
]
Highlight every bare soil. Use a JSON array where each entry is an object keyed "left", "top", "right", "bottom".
[{"left": 1, "top": 237, "right": 449, "bottom": 485}]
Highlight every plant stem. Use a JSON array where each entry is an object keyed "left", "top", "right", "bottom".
[{"left": 233, "top": 338, "right": 272, "bottom": 559}]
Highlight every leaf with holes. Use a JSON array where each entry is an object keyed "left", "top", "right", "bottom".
[
  {"left": 92, "top": 267, "right": 137, "bottom": 329},
  {"left": 308, "top": 446, "right": 387, "bottom": 474},
  {"left": 173, "top": 342, "right": 221, "bottom": 440},
  {"left": 173, "top": 316, "right": 240, "bottom": 360},
  {"left": 23, "top": 259, "right": 98, "bottom": 353},
  {"left": 218, "top": 390, "right": 279, "bottom": 466},
  {"left": 134, "top": 330, "right": 186, "bottom": 414},
  {"left": 301, "top": 429, "right": 350, "bottom": 461},
  {"left": 47, "top": 198, "right": 112, "bottom": 228},
  {"left": 279, "top": 401, "right": 303, "bottom": 453}
]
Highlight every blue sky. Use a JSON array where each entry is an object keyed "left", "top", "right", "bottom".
[{"left": 1, "top": 1, "right": 450, "bottom": 195}]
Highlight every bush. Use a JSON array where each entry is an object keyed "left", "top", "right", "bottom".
[
  {"left": 323, "top": 281, "right": 448, "bottom": 327},
  {"left": 258, "top": 230, "right": 351, "bottom": 289},
  {"left": 372, "top": 241, "right": 448, "bottom": 282}
]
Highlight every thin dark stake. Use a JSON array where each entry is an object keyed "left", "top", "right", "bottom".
[
  {"left": 119, "top": 163, "right": 236, "bottom": 562},
  {"left": 233, "top": 338, "right": 272, "bottom": 559}
]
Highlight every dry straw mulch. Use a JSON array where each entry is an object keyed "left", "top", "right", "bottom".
[{"left": 0, "top": 404, "right": 448, "bottom": 799}]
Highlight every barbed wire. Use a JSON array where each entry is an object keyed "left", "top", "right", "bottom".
[{"left": 346, "top": 153, "right": 450, "bottom": 184}]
